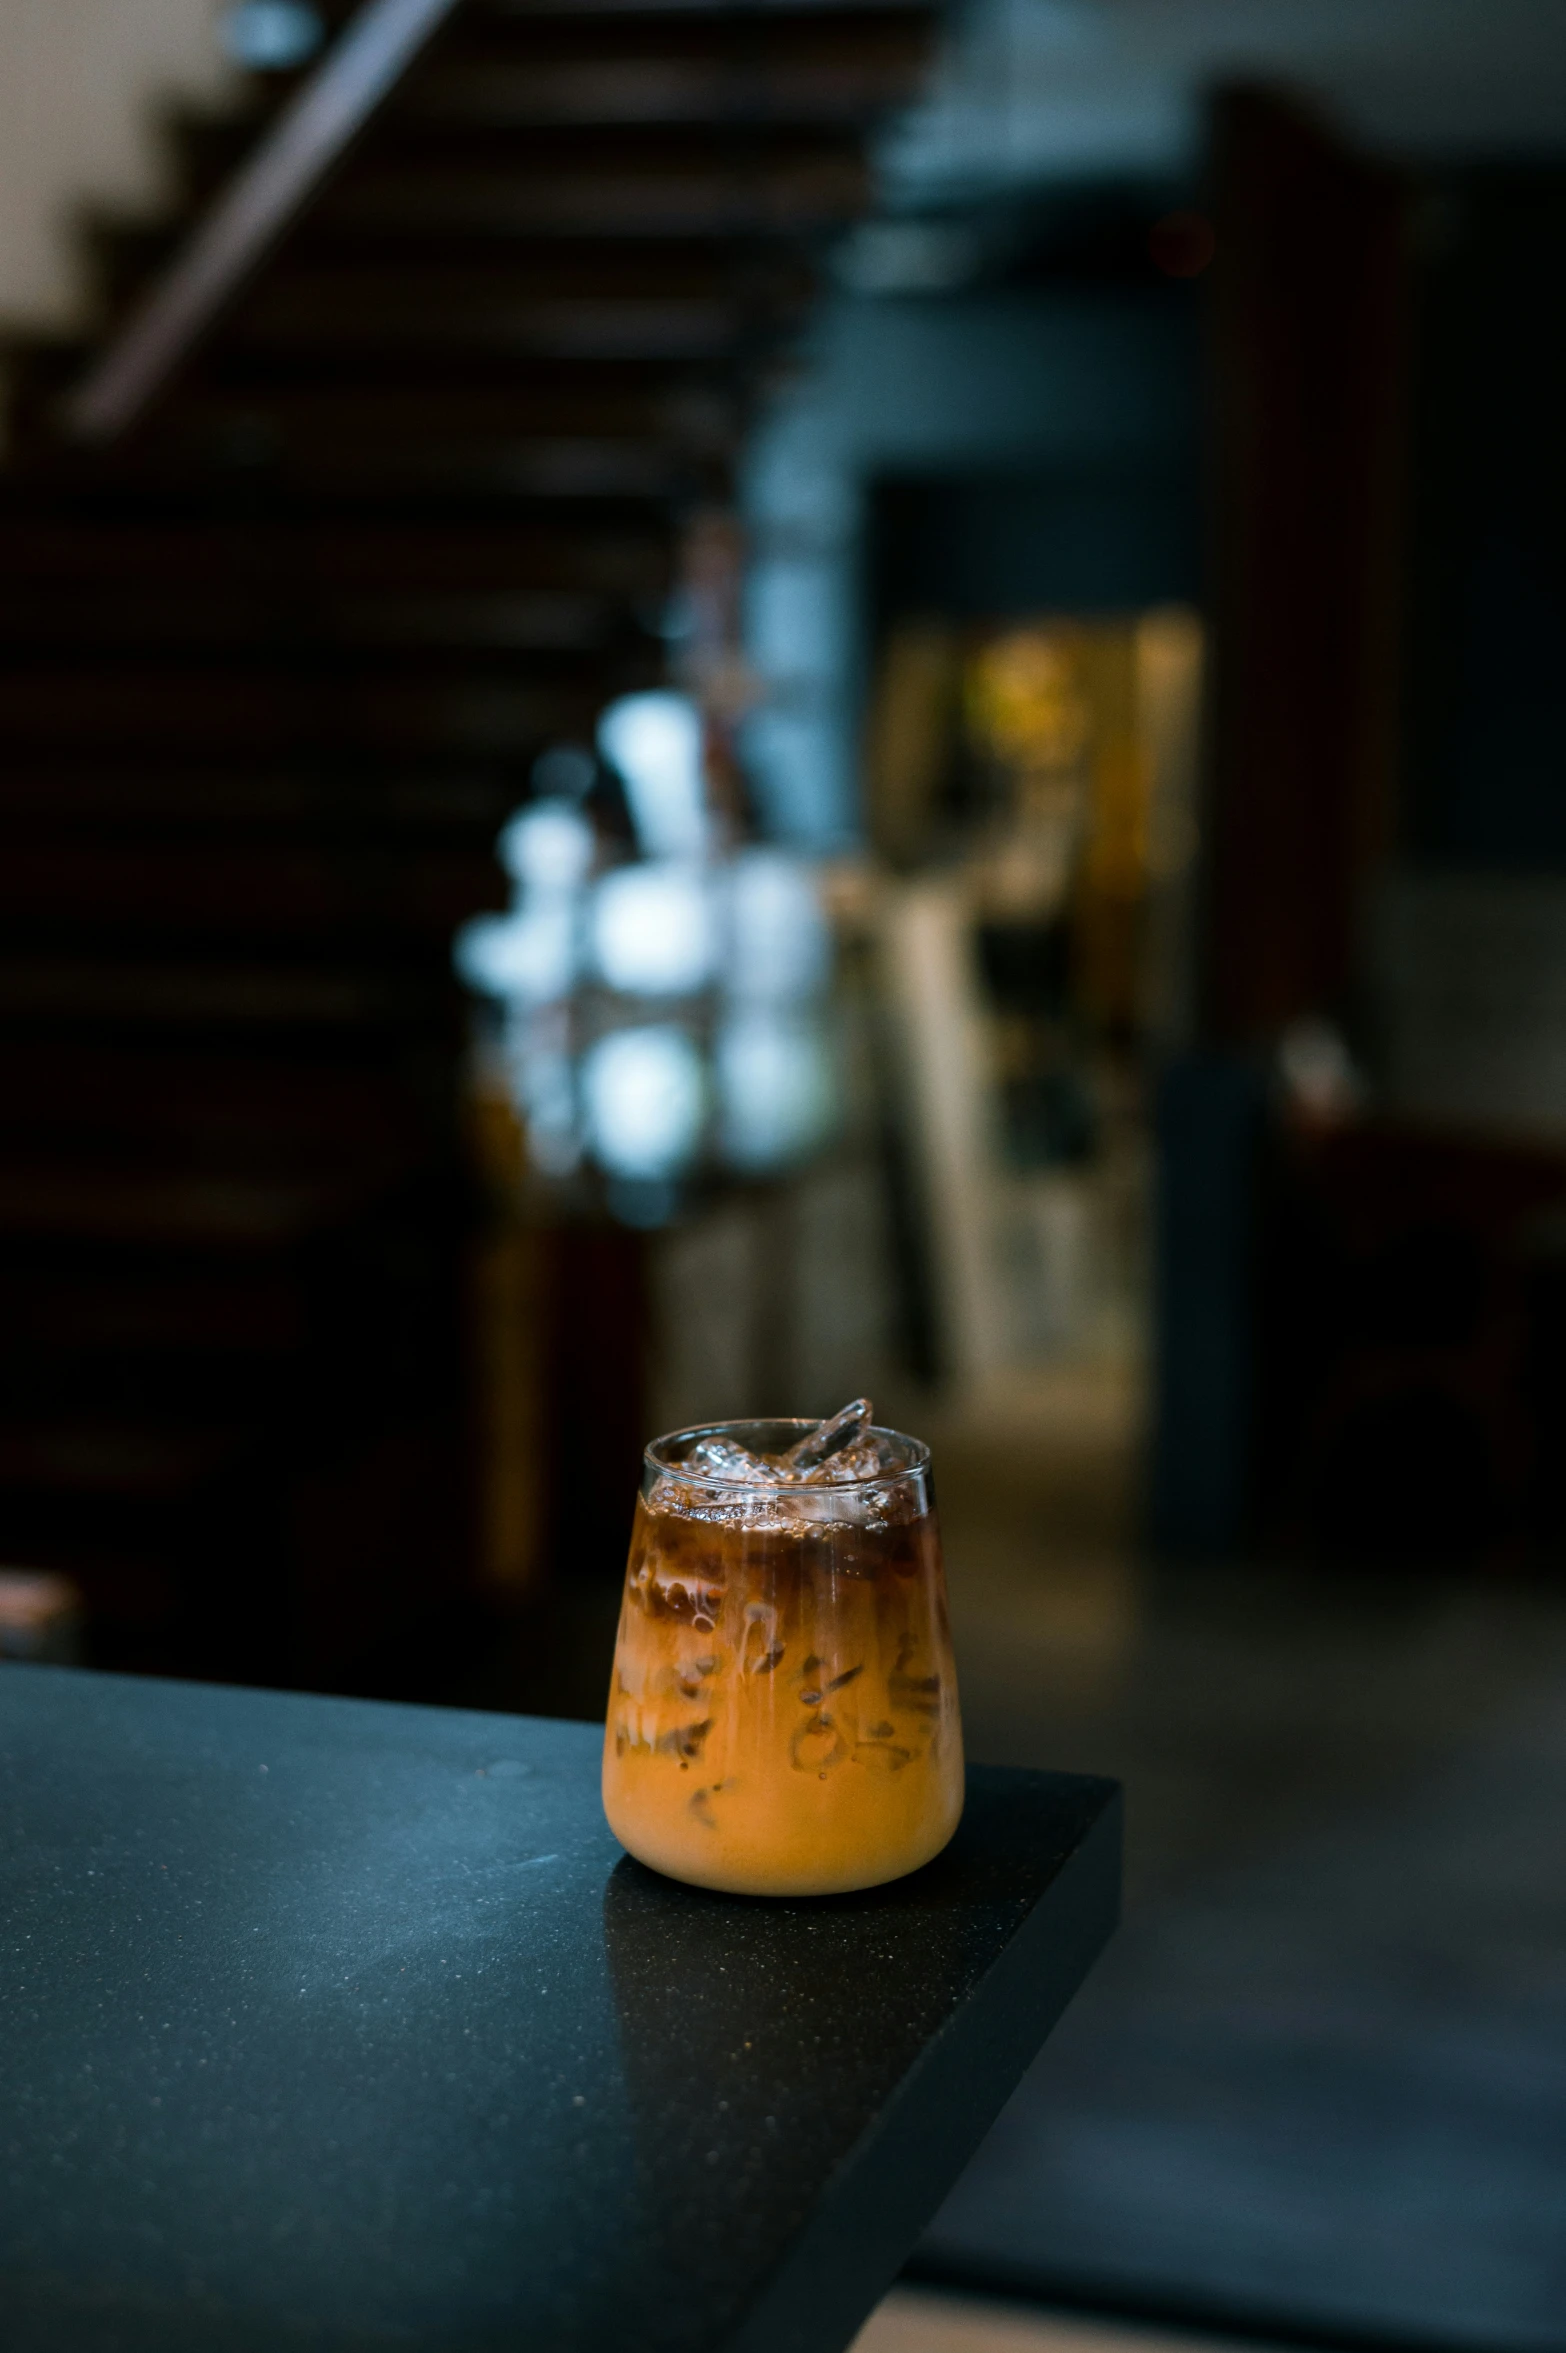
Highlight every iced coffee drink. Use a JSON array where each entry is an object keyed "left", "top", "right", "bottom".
[{"left": 602, "top": 1403, "right": 963, "bottom": 1896}]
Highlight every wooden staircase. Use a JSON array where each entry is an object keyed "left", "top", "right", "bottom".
[{"left": 0, "top": 0, "right": 931, "bottom": 1683}]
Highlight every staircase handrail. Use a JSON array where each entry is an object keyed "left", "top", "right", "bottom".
[{"left": 64, "top": 0, "right": 464, "bottom": 443}]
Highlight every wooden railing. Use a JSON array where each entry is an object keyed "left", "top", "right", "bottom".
[{"left": 64, "top": 0, "right": 464, "bottom": 443}]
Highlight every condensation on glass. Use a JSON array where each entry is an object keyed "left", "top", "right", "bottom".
[{"left": 602, "top": 1418, "right": 963, "bottom": 1896}]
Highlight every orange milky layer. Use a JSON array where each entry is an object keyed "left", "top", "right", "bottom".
[{"left": 602, "top": 1494, "right": 963, "bottom": 1896}]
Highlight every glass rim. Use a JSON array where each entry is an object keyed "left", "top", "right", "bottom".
[{"left": 644, "top": 1415, "right": 931, "bottom": 1490}]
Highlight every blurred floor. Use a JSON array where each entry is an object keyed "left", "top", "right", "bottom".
[{"left": 912, "top": 1372, "right": 1566, "bottom": 2353}]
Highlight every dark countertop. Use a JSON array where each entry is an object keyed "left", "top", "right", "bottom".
[{"left": 0, "top": 1667, "right": 1119, "bottom": 2353}]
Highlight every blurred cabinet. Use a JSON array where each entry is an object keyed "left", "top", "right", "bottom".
[{"left": 1155, "top": 1079, "right": 1566, "bottom": 1566}]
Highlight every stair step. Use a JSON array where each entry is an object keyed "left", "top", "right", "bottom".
[
  {"left": 142, "top": 382, "right": 737, "bottom": 493},
  {"left": 44, "top": 391, "right": 717, "bottom": 499},
  {"left": 0, "top": 762, "right": 517, "bottom": 837},
  {"left": 104, "top": 137, "right": 866, "bottom": 270},
  {"left": 477, "top": 0, "right": 918, "bottom": 10},
  {"left": 0, "top": 513, "right": 671, "bottom": 593},
  {"left": 0, "top": 1162, "right": 398, "bottom": 1251},
  {"left": 32, "top": 432, "right": 713, "bottom": 509},
  {"left": 0, "top": 1264, "right": 304, "bottom": 1360},
  {"left": 0, "top": 582, "right": 641, "bottom": 651},
  {"left": 0, "top": 658, "right": 626, "bottom": 756},
  {"left": 0, "top": 839, "right": 501, "bottom": 943},
  {"left": 186, "top": 376, "right": 729, "bottom": 442},
  {"left": 0, "top": 1037, "right": 447, "bottom": 1161},
  {"left": 10, "top": 369, "right": 738, "bottom": 492},
  {"left": 64, "top": 350, "right": 740, "bottom": 437},
  {"left": 161, "top": 51, "right": 910, "bottom": 224},
  {"left": 234, "top": 240, "right": 796, "bottom": 295},
  {"left": 4, "top": 335, "right": 725, "bottom": 426},
  {"left": 319, "top": 150, "right": 869, "bottom": 239},
  {"left": 0, "top": 1419, "right": 246, "bottom": 1500},
  {"left": 223, "top": 281, "right": 792, "bottom": 364},
  {"left": 320, "top": 121, "right": 872, "bottom": 206},
  {"left": 399, "top": 68, "right": 911, "bottom": 135},
  {"left": 230, "top": 437, "right": 702, "bottom": 501},
  {"left": 0, "top": 955, "right": 453, "bottom": 1036},
  {"left": 463, "top": 0, "right": 929, "bottom": 32},
  {"left": 408, "top": 14, "right": 928, "bottom": 115}
]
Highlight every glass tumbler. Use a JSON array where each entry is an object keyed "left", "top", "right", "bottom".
[{"left": 602, "top": 1418, "right": 963, "bottom": 1896}]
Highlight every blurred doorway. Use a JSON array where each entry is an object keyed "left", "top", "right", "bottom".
[{"left": 866, "top": 602, "right": 1203, "bottom": 1402}]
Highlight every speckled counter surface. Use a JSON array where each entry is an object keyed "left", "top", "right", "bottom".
[{"left": 0, "top": 1667, "right": 1119, "bottom": 2353}]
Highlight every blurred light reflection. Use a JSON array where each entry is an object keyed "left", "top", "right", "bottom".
[
  {"left": 597, "top": 693, "right": 711, "bottom": 861},
  {"left": 724, "top": 850, "right": 831, "bottom": 1004},
  {"left": 716, "top": 1011, "right": 835, "bottom": 1173},
  {"left": 592, "top": 864, "right": 715, "bottom": 998},
  {"left": 582, "top": 1026, "right": 707, "bottom": 1183},
  {"left": 456, "top": 723, "right": 840, "bottom": 1220}
]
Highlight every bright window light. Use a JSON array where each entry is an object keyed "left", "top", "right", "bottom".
[
  {"left": 497, "top": 801, "right": 595, "bottom": 895},
  {"left": 716, "top": 1011, "right": 835, "bottom": 1172},
  {"left": 591, "top": 863, "right": 714, "bottom": 998},
  {"left": 220, "top": 2, "right": 324, "bottom": 70},
  {"left": 582, "top": 1026, "right": 706, "bottom": 1181},
  {"left": 724, "top": 850, "right": 831, "bottom": 1004},
  {"left": 597, "top": 693, "right": 710, "bottom": 860}
]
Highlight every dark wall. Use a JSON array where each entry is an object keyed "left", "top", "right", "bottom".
[
  {"left": 1202, "top": 88, "right": 1408, "bottom": 1046},
  {"left": 1406, "top": 170, "right": 1566, "bottom": 870},
  {"left": 870, "top": 456, "right": 1203, "bottom": 628}
]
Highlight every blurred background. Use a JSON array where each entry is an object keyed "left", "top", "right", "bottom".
[{"left": 3, "top": 3, "right": 1566, "bottom": 2349}]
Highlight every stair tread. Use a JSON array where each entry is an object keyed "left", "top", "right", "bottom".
[
  {"left": 0, "top": 509, "right": 670, "bottom": 570},
  {"left": 219, "top": 297, "right": 778, "bottom": 364},
  {"left": 0, "top": 763, "right": 516, "bottom": 832},
  {"left": 0, "top": 582, "right": 642, "bottom": 647},
  {"left": 0, "top": 1419, "right": 249, "bottom": 1496},
  {"left": 0, "top": 955, "right": 451, "bottom": 1030},
  {"left": 0, "top": 1161, "right": 404, "bottom": 1249},
  {"left": 0, "top": 837, "right": 502, "bottom": 941},
  {"left": 0, "top": 1266, "right": 305, "bottom": 1358}
]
